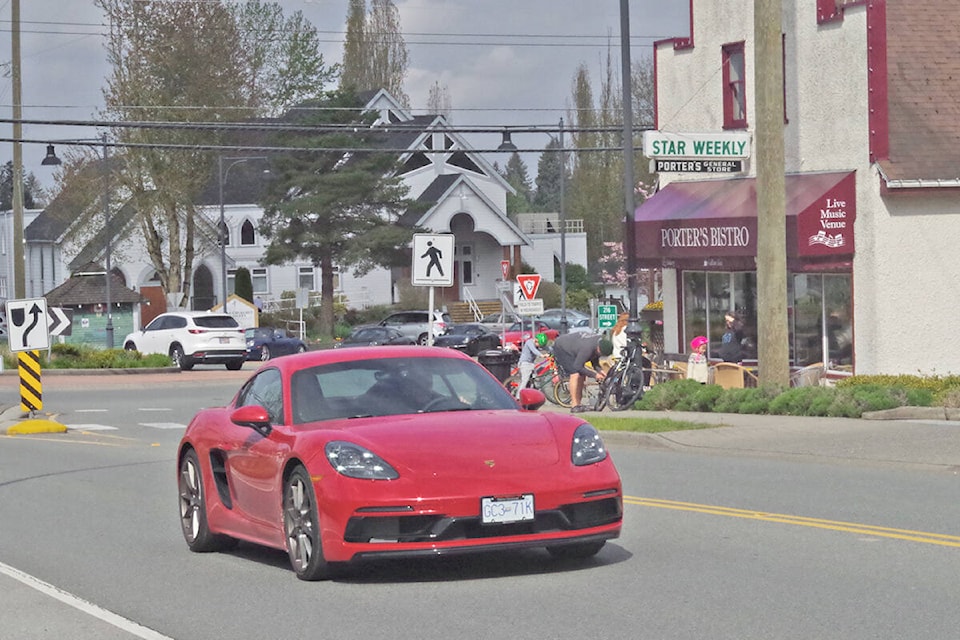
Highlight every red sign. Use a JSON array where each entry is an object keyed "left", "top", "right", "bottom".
[
  {"left": 516, "top": 274, "right": 542, "bottom": 301},
  {"left": 500, "top": 260, "right": 511, "bottom": 280}
]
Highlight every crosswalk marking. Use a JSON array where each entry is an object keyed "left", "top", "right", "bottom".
[
  {"left": 66, "top": 424, "right": 118, "bottom": 431},
  {"left": 65, "top": 422, "right": 187, "bottom": 431}
]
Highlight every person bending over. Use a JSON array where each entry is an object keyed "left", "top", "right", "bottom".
[{"left": 552, "top": 332, "right": 613, "bottom": 413}]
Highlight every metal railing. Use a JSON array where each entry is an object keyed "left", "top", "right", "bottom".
[{"left": 517, "top": 218, "right": 584, "bottom": 235}]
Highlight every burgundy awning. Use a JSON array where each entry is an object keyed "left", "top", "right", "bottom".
[{"left": 633, "top": 171, "right": 856, "bottom": 269}]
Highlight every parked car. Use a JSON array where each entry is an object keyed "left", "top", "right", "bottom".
[
  {"left": 335, "top": 325, "right": 416, "bottom": 348},
  {"left": 478, "top": 311, "right": 520, "bottom": 332},
  {"left": 123, "top": 311, "right": 246, "bottom": 371},
  {"left": 432, "top": 323, "right": 502, "bottom": 356},
  {"left": 500, "top": 320, "right": 560, "bottom": 349},
  {"left": 245, "top": 327, "right": 307, "bottom": 361},
  {"left": 568, "top": 317, "right": 594, "bottom": 333},
  {"left": 378, "top": 310, "right": 451, "bottom": 345},
  {"left": 176, "top": 346, "right": 622, "bottom": 580},
  {"left": 536, "top": 308, "right": 590, "bottom": 331}
]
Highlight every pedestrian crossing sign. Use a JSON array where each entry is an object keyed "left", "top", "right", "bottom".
[{"left": 412, "top": 234, "right": 455, "bottom": 287}]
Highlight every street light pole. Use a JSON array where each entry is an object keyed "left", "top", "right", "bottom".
[
  {"left": 218, "top": 155, "right": 268, "bottom": 307},
  {"left": 559, "top": 118, "right": 568, "bottom": 334},
  {"left": 102, "top": 133, "right": 113, "bottom": 348},
  {"left": 620, "top": 0, "right": 642, "bottom": 339}
]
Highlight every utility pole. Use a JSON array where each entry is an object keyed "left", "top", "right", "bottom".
[
  {"left": 11, "top": 0, "right": 25, "bottom": 298},
  {"left": 754, "top": 0, "right": 790, "bottom": 386}
]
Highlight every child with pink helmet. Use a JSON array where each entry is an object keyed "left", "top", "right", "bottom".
[{"left": 687, "top": 335, "right": 709, "bottom": 383}]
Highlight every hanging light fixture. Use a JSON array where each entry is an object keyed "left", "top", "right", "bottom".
[
  {"left": 41, "top": 144, "right": 61, "bottom": 166},
  {"left": 497, "top": 131, "right": 518, "bottom": 152}
]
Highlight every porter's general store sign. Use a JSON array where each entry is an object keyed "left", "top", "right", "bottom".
[{"left": 642, "top": 131, "right": 752, "bottom": 159}]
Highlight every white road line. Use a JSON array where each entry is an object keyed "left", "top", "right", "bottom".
[
  {"left": 0, "top": 560, "right": 175, "bottom": 640},
  {"left": 65, "top": 424, "right": 118, "bottom": 431},
  {"left": 139, "top": 423, "right": 186, "bottom": 430},
  {"left": 74, "top": 409, "right": 108, "bottom": 413},
  {"left": 139, "top": 408, "right": 172, "bottom": 412}
]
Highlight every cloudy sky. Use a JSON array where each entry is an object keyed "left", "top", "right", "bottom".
[{"left": 1, "top": 0, "right": 689, "bottom": 191}]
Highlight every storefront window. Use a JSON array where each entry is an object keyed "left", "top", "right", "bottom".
[
  {"left": 793, "top": 273, "right": 852, "bottom": 367},
  {"left": 682, "top": 271, "right": 756, "bottom": 360}
]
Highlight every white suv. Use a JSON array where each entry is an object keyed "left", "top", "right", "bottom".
[{"left": 122, "top": 311, "right": 247, "bottom": 371}]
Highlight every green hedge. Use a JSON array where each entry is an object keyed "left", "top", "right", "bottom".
[{"left": 634, "top": 375, "right": 947, "bottom": 418}]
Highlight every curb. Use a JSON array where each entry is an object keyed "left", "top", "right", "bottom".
[
  {"left": 861, "top": 406, "right": 960, "bottom": 421},
  {"left": 6, "top": 418, "right": 67, "bottom": 435},
  {"left": 0, "top": 366, "right": 181, "bottom": 376}
]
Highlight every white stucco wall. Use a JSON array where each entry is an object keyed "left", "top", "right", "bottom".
[{"left": 653, "top": 0, "right": 960, "bottom": 374}]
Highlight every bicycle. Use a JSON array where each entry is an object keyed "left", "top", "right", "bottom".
[
  {"left": 552, "top": 363, "right": 602, "bottom": 409},
  {"left": 504, "top": 353, "right": 565, "bottom": 404},
  {"left": 594, "top": 338, "right": 648, "bottom": 411}
]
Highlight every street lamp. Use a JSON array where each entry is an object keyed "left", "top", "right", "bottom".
[
  {"left": 218, "top": 155, "right": 267, "bottom": 306},
  {"left": 42, "top": 133, "right": 115, "bottom": 348}
]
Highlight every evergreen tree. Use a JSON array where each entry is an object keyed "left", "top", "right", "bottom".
[
  {"left": 0, "top": 161, "right": 43, "bottom": 209},
  {"left": 258, "top": 90, "right": 416, "bottom": 337},
  {"left": 501, "top": 152, "right": 533, "bottom": 217},
  {"left": 532, "top": 136, "right": 563, "bottom": 212},
  {"left": 234, "top": 267, "right": 254, "bottom": 304}
]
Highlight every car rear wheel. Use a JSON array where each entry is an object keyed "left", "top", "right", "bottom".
[
  {"left": 259, "top": 345, "right": 271, "bottom": 361},
  {"left": 225, "top": 359, "right": 244, "bottom": 371},
  {"left": 178, "top": 449, "right": 234, "bottom": 552},
  {"left": 296, "top": 345, "right": 306, "bottom": 354},
  {"left": 283, "top": 466, "right": 333, "bottom": 581},
  {"left": 546, "top": 540, "right": 605, "bottom": 560},
  {"left": 171, "top": 345, "right": 194, "bottom": 371}
]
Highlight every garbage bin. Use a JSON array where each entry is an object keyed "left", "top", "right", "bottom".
[{"left": 478, "top": 349, "right": 516, "bottom": 383}]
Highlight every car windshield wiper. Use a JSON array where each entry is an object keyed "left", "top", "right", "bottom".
[{"left": 348, "top": 414, "right": 374, "bottom": 419}]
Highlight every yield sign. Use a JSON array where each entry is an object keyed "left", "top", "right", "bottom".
[{"left": 516, "top": 274, "right": 542, "bottom": 301}]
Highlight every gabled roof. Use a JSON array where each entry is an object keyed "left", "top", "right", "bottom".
[
  {"left": 404, "top": 173, "right": 531, "bottom": 246},
  {"left": 68, "top": 199, "right": 140, "bottom": 271},
  {"left": 878, "top": 0, "right": 960, "bottom": 185},
  {"left": 45, "top": 261, "right": 143, "bottom": 306}
]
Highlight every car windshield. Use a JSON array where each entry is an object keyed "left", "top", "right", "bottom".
[
  {"left": 446, "top": 324, "right": 482, "bottom": 335},
  {"left": 290, "top": 357, "right": 517, "bottom": 423},
  {"left": 246, "top": 328, "right": 272, "bottom": 340}
]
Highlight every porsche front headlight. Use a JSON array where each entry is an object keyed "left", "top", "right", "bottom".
[
  {"left": 325, "top": 441, "right": 399, "bottom": 480},
  {"left": 571, "top": 423, "right": 607, "bottom": 466}
]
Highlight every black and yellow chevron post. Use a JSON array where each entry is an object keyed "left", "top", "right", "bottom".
[{"left": 18, "top": 350, "right": 42, "bottom": 413}]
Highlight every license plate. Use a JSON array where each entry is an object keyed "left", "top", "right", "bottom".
[
  {"left": 481, "top": 494, "right": 534, "bottom": 524},
  {"left": 219, "top": 337, "right": 230, "bottom": 344}
]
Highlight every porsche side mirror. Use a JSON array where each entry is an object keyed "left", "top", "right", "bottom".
[
  {"left": 518, "top": 387, "right": 546, "bottom": 411},
  {"left": 231, "top": 405, "right": 272, "bottom": 437}
]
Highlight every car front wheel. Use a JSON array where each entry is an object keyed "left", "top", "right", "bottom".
[
  {"left": 283, "top": 466, "right": 333, "bottom": 581},
  {"left": 416, "top": 333, "right": 429, "bottom": 345},
  {"left": 259, "top": 345, "right": 271, "bottom": 361},
  {"left": 171, "top": 345, "right": 194, "bottom": 371}
]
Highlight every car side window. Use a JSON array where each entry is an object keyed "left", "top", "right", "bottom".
[
  {"left": 236, "top": 368, "right": 283, "bottom": 425},
  {"left": 145, "top": 316, "right": 165, "bottom": 331},
  {"left": 170, "top": 316, "right": 187, "bottom": 330}
]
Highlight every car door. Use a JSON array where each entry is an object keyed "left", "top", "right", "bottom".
[
  {"left": 224, "top": 368, "right": 289, "bottom": 528},
  {"left": 138, "top": 315, "right": 172, "bottom": 355}
]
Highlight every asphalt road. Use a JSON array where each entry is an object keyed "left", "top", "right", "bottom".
[{"left": 2, "top": 369, "right": 960, "bottom": 639}]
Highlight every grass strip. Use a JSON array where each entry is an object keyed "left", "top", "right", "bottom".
[{"left": 589, "top": 415, "right": 717, "bottom": 434}]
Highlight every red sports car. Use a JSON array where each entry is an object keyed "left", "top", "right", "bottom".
[
  {"left": 501, "top": 321, "right": 560, "bottom": 349},
  {"left": 177, "top": 346, "right": 622, "bottom": 580}
]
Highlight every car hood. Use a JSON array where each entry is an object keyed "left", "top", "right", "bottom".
[{"left": 303, "top": 410, "right": 565, "bottom": 473}]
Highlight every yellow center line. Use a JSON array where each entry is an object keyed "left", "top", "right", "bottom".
[{"left": 625, "top": 496, "right": 960, "bottom": 548}]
